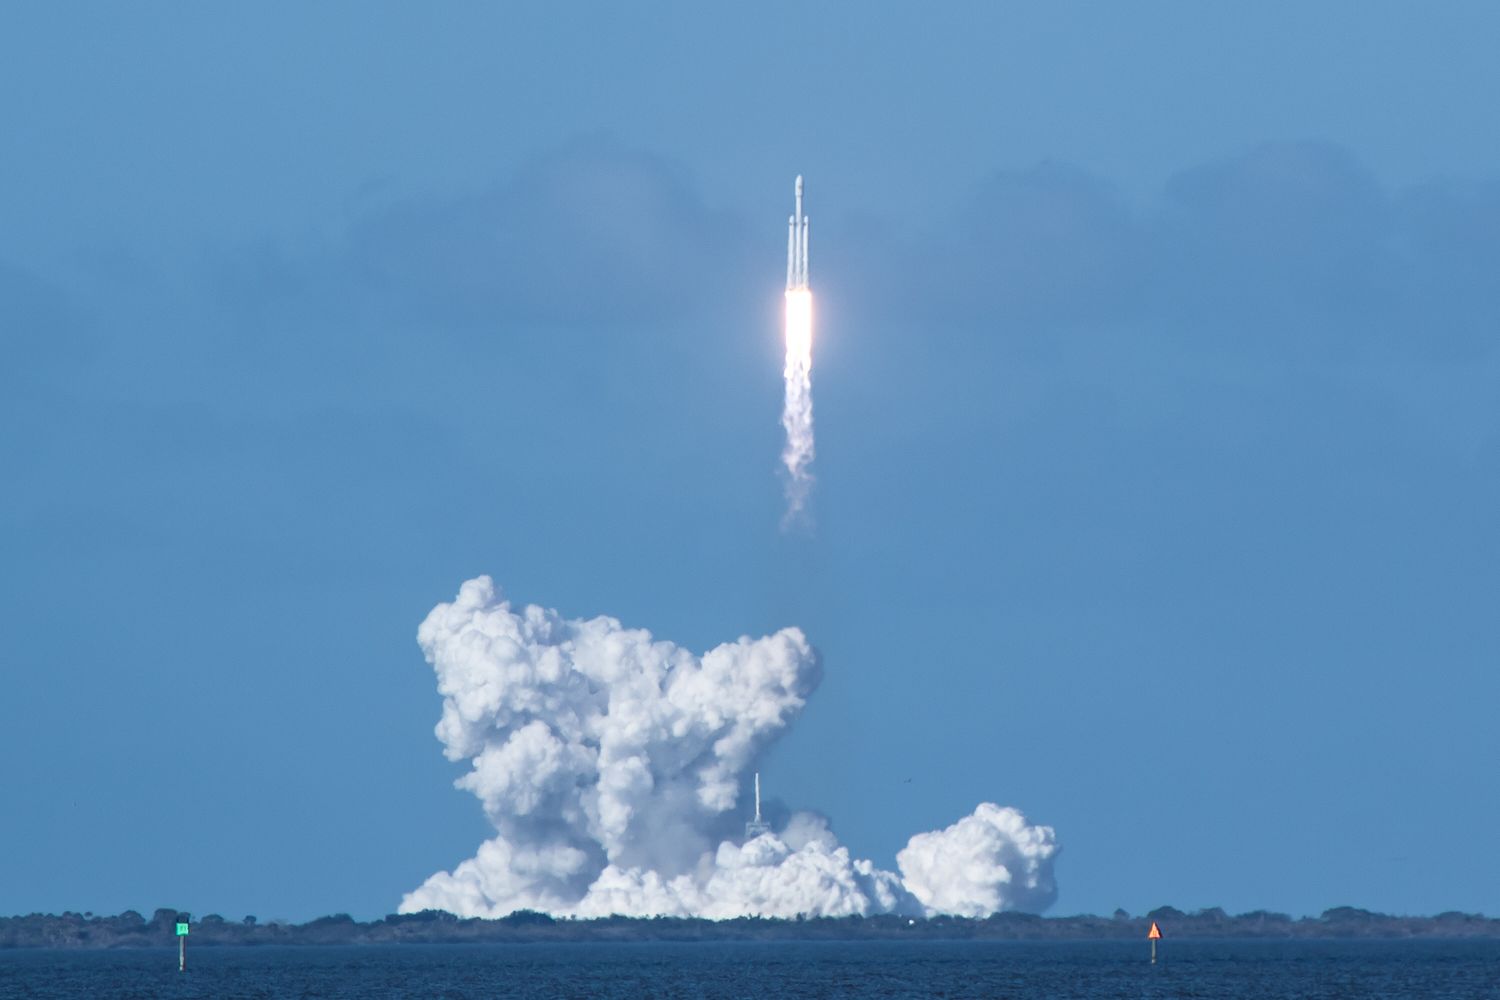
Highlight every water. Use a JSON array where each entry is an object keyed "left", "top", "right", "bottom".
[{"left": 2, "top": 939, "right": 1497, "bottom": 999}]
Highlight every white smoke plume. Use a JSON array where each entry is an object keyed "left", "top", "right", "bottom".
[
  {"left": 897, "top": 803, "right": 1059, "bottom": 917},
  {"left": 780, "top": 289, "right": 815, "bottom": 526},
  {"left": 401, "top": 577, "right": 1058, "bottom": 919}
]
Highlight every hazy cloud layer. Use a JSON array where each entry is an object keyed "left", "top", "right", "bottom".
[
  {"left": 347, "top": 139, "right": 751, "bottom": 328},
  {"left": 181, "top": 138, "right": 1500, "bottom": 372},
  {"left": 847, "top": 141, "right": 1500, "bottom": 365}
]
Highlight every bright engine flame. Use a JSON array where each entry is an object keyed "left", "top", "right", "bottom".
[
  {"left": 781, "top": 289, "right": 814, "bottom": 524},
  {"left": 784, "top": 288, "right": 813, "bottom": 364}
]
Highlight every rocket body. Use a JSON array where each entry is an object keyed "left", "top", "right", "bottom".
[
  {"left": 787, "top": 175, "right": 809, "bottom": 290},
  {"left": 780, "top": 174, "right": 815, "bottom": 526}
]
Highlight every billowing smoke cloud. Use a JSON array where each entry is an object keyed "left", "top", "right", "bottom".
[
  {"left": 401, "top": 577, "right": 1058, "bottom": 919},
  {"left": 897, "top": 803, "right": 1059, "bottom": 916},
  {"left": 780, "top": 289, "right": 815, "bottom": 526}
]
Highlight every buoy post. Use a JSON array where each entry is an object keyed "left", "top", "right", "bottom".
[
  {"left": 176, "top": 915, "right": 190, "bottom": 971},
  {"left": 1147, "top": 920, "right": 1161, "bottom": 964}
]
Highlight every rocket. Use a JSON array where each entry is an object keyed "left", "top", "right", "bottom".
[{"left": 786, "top": 175, "right": 809, "bottom": 290}]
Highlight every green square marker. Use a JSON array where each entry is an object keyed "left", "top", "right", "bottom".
[{"left": 176, "top": 922, "right": 189, "bottom": 936}]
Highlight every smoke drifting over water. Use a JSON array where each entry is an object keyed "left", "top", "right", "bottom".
[
  {"left": 401, "top": 578, "right": 1058, "bottom": 919},
  {"left": 780, "top": 288, "right": 815, "bottom": 526}
]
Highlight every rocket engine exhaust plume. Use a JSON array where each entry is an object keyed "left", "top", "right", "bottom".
[
  {"left": 401, "top": 577, "right": 1061, "bottom": 919},
  {"left": 781, "top": 290, "right": 813, "bottom": 521},
  {"left": 781, "top": 175, "right": 814, "bottom": 526}
]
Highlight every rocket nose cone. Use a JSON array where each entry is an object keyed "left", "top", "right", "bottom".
[{"left": 795, "top": 175, "right": 803, "bottom": 193}]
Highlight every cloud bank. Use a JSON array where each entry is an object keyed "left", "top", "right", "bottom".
[
  {"left": 348, "top": 139, "right": 749, "bottom": 329},
  {"left": 401, "top": 577, "right": 1057, "bottom": 918}
]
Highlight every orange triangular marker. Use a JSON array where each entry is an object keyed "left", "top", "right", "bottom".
[{"left": 1147, "top": 921, "right": 1162, "bottom": 939}]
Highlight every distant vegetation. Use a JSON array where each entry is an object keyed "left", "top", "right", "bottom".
[{"left": 3, "top": 906, "right": 1499, "bottom": 949}]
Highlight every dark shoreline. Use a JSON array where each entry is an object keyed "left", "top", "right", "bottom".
[{"left": 5, "top": 906, "right": 1500, "bottom": 950}]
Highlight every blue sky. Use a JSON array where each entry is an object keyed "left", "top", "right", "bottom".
[{"left": 2, "top": 2, "right": 1498, "bottom": 921}]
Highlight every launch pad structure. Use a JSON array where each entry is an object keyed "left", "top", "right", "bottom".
[{"left": 745, "top": 771, "right": 771, "bottom": 839}]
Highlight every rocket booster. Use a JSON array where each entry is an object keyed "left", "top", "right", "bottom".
[{"left": 786, "top": 175, "right": 809, "bottom": 290}]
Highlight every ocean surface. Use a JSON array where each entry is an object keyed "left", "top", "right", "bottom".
[{"left": 2, "top": 939, "right": 1497, "bottom": 999}]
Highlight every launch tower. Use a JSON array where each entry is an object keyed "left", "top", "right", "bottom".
[{"left": 745, "top": 771, "right": 771, "bottom": 839}]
